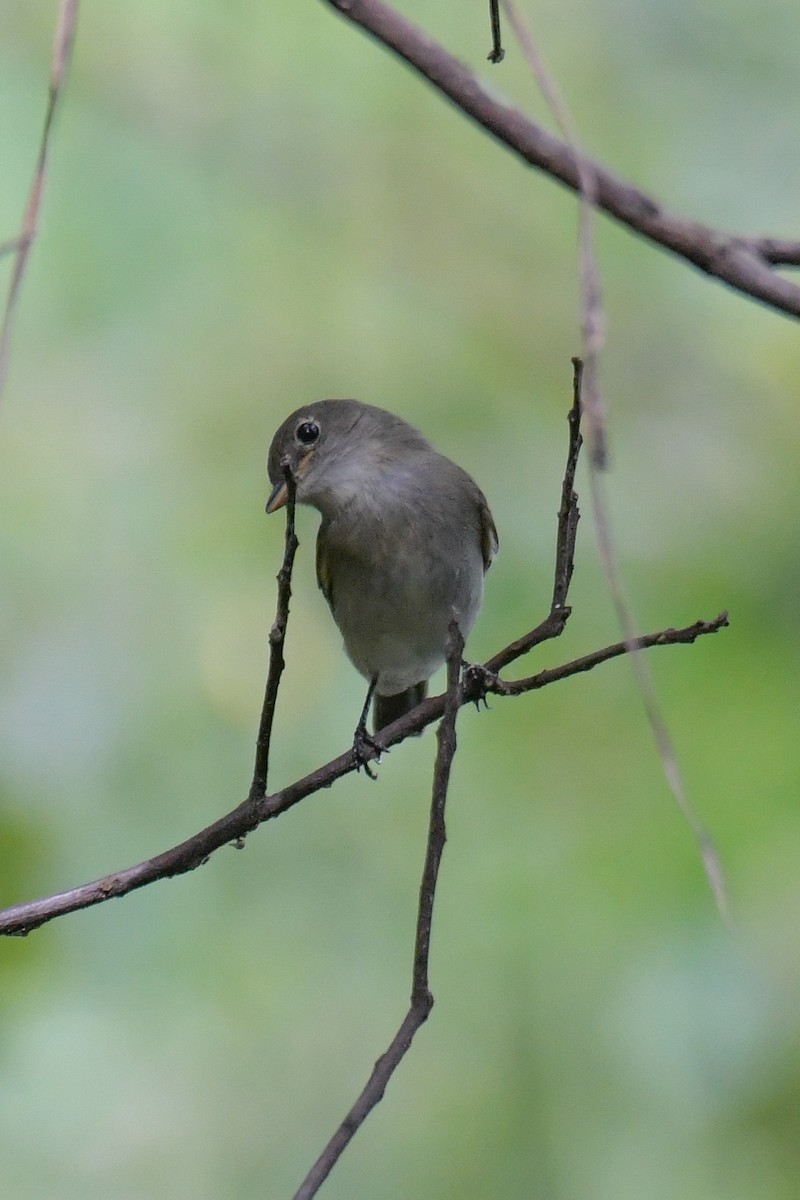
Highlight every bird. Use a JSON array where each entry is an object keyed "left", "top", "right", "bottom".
[{"left": 266, "top": 399, "right": 498, "bottom": 765}]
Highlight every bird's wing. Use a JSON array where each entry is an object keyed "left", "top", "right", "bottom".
[
  {"left": 478, "top": 492, "right": 499, "bottom": 571},
  {"left": 315, "top": 529, "right": 335, "bottom": 609}
]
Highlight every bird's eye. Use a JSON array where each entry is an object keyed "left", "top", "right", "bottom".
[{"left": 295, "top": 420, "right": 320, "bottom": 446}]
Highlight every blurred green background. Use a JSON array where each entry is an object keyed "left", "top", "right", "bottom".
[{"left": 1, "top": 2, "right": 799, "bottom": 1197}]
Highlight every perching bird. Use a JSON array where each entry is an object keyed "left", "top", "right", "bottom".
[{"left": 266, "top": 399, "right": 497, "bottom": 755}]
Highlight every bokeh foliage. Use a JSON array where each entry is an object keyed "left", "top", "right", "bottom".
[{"left": 1, "top": 2, "right": 799, "bottom": 1198}]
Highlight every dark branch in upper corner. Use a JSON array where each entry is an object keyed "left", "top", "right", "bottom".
[{"left": 320, "top": 0, "right": 800, "bottom": 321}]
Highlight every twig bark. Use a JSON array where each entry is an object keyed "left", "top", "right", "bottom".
[
  {"left": 321, "top": 0, "right": 800, "bottom": 320},
  {"left": 501, "top": 1, "right": 607, "bottom": 464},
  {"left": 250, "top": 461, "right": 298, "bottom": 799},
  {"left": 291, "top": 623, "right": 465, "bottom": 1200},
  {"left": 473, "top": 614, "right": 729, "bottom": 700},
  {"left": 487, "top": 0, "right": 504, "bottom": 63}
]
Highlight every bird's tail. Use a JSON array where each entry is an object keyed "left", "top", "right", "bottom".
[{"left": 373, "top": 682, "right": 427, "bottom": 734}]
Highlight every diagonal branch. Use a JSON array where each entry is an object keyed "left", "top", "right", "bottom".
[
  {"left": 291, "top": 622, "right": 465, "bottom": 1200},
  {"left": 320, "top": 0, "right": 800, "bottom": 320},
  {"left": 0, "top": 609, "right": 728, "bottom": 938},
  {"left": 474, "top": 614, "right": 729, "bottom": 700}
]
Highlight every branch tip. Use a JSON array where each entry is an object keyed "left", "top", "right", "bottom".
[{"left": 488, "top": 0, "right": 504, "bottom": 63}]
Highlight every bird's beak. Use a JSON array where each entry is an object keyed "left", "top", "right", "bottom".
[
  {"left": 266, "top": 450, "right": 315, "bottom": 513},
  {"left": 265, "top": 480, "right": 288, "bottom": 513}
]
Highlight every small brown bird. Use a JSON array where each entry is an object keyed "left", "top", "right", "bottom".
[{"left": 266, "top": 399, "right": 498, "bottom": 746}]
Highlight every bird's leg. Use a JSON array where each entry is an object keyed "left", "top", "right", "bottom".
[
  {"left": 461, "top": 661, "right": 501, "bottom": 710},
  {"left": 352, "top": 678, "right": 383, "bottom": 779}
]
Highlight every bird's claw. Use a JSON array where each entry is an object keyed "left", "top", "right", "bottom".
[
  {"left": 462, "top": 662, "right": 498, "bottom": 710},
  {"left": 352, "top": 727, "right": 385, "bottom": 780}
]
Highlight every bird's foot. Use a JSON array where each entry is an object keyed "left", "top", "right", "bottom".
[
  {"left": 462, "top": 662, "right": 500, "bottom": 710},
  {"left": 352, "top": 726, "right": 385, "bottom": 780}
]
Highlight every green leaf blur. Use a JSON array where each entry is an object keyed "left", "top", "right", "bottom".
[{"left": 0, "top": 3, "right": 798, "bottom": 1198}]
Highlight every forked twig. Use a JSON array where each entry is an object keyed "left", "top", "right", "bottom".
[
  {"left": 0, "top": 373, "right": 728, "bottom": 938},
  {"left": 475, "top": 615, "right": 729, "bottom": 701}
]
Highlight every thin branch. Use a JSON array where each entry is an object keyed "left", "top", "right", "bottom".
[
  {"left": 474, "top": 613, "right": 730, "bottom": 699},
  {"left": 0, "top": 0, "right": 80, "bottom": 402},
  {"left": 291, "top": 623, "right": 464, "bottom": 1200},
  {"left": 486, "top": 358, "right": 583, "bottom": 673},
  {"left": 411, "top": 622, "right": 463, "bottom": 1002},
  {"left": 250, "top": 462, "right": 298, "bottom": 800},
  {"left": 487, "top": 0, "right": 504, "bottom": 64},
  {"left": 502, "top": 0, "right": 607, "bottom": 465},
  {"left": 551, "top": 359, "right": 583, "bottom": 612},
  {"left": 320, "top": 0, "right": 800, "bottom": 320}
]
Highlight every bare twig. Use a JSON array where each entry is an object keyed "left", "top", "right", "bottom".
[
  {"left": 250, "top": 461, "right": 298, "bottom": 799},
  {"left": 487, "top": 358, "right": 582, "bottom": 672},
  {"left": 473, "top": 613, "right": 730, "bottom": 700},
  {"left": 321, "top": 0, "right": 800, "bottom": 320},
  {"left": 551, "top": 360, "right": 583, "bottom": 611},
  {"left": 292, "top": 623, "right": 464, "bottom": 1200},
  {"left": 487, "top": 0, "right": 504, "bottom": 63},
  {"left": 0, "top": 0, "right": 80, "bottom": 402},
  {"left": 501, "top": 0, "right": 607, "bottom": 465}
]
